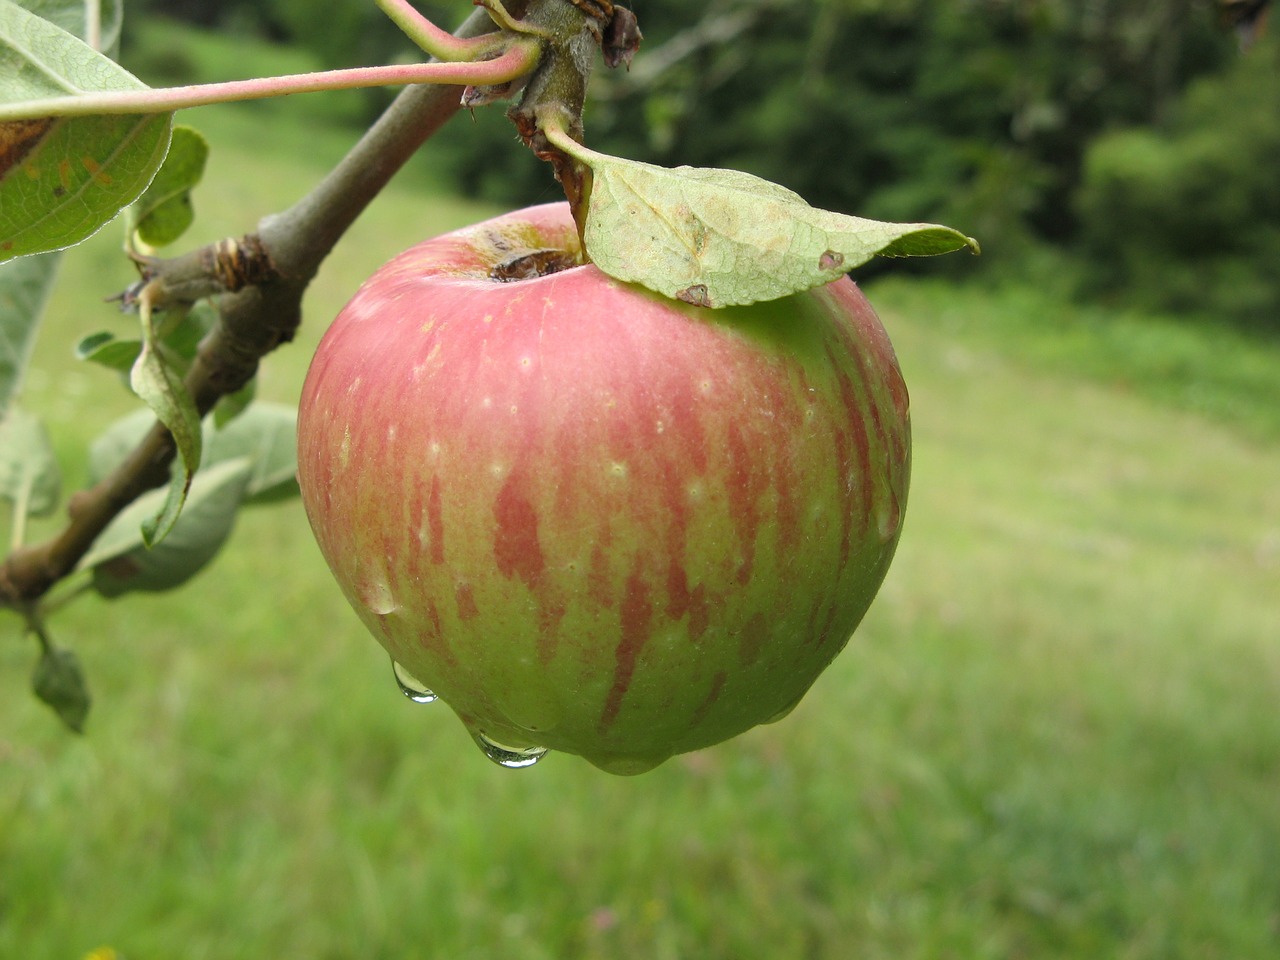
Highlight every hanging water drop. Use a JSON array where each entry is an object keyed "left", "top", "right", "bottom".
[
  {"left": 391, "top": 659, "right": 437, "bottom": 704},
  {"left": 473, "top": 730, "right": 549, "bottom": 769},
  {"left": 764, "top": 693, "right": 805, "bottom": 725}
]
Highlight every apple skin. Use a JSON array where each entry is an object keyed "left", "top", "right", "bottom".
[{"left": 296, "top": 202, "right": 910, "bottom": 774}]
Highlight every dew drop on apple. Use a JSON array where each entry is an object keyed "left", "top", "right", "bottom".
[
  {"left": 763, "top": 693, "right": 805, "bottom": 725},
  {"left": 876, "top": 489, "right": 903, "bottom": 544},
  {"left": 472, "top": 730, "right": 549, "bottom": 769},
  {"left": 391, "top": 659, "right": 437, "bottom": 704}
]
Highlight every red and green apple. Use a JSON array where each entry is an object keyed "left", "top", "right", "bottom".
[{"left": 296, "top": 202, "right": 910, "bottom": 775}]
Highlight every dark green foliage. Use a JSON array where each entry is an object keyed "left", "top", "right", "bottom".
[
  {"left": 123, "top": 0, "right": 1269, "bottom": 328},
  {"left": 1076, "top": 37, "right": 1280, "bottom": 329}
]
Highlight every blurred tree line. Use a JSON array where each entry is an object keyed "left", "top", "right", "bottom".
[{"left": 125, "top": 0, "right": 1278, "bottom": 331}]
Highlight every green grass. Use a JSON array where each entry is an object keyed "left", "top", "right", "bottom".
[
  {"left": 3, "top": 82, "right": 1280, "bottom": 959},
  {"left": 874, "top": 273, "right": 1280, "bottom": 443}
]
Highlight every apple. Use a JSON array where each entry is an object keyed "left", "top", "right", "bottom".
[{"left": 296, "top": 202, "right": 910, "bottom": 775}]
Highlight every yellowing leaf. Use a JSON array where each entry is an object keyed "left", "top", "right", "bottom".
[
  {"left": 0, "top": 0, "right": 172, "bottom": 261},
  {"left": 582, "top": 158, "right": 978, "bottom": 307},
  {"left": 540, "top": 117, "right": 979, "bottom": 308}
]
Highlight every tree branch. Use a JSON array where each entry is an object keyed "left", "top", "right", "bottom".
[{"left": 0, "top": 3, "right": 532, "bottom": 610}]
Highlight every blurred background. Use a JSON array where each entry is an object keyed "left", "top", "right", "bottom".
[{"left": 1, "top": 1, "right": 1278, "bottom": 957}]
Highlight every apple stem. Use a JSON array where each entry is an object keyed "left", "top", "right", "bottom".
[{"left": 535, "top": 108, "right": 597, "bottom": 253}]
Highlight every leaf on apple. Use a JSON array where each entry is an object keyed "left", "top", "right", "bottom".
[
  {"left": 539, "top": 117, "right": 979, "bottom": 307},
  {"left": 0, "top": 405, "right": 61, "bottom": 517},
  {"left": 126, "top": 124, "right": 208, "bottom": 250},
  {"left": 581, "top": 158, "right": 980, "bottom": 307},
  {"left": 0, "top": 0, "right": 172, "bottom": 263},
  {"left": 0, "top": 250, "right": 59, "bottom": 416}
]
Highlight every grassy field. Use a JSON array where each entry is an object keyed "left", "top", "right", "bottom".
[{"left": 3, "top": 81, "right": 1280, "bottom": 959}]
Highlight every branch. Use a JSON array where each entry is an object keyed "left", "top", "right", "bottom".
[{"left": 0, "top": 3, "right": 531, "bottom": 610}]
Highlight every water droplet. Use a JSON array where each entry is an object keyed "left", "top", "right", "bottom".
[
  {"left": 391, "top": 660, "right": 436, "bottom": 704},
  {"left": 473, "top": 730, "right": 548, "bottom": 769},
  {"left": 588, "top": 754, "right": 663, "bottom": 776},
  {"left": 764, "top": 693, "right": 805, "bottom": 725},
  {"left": 876, "top": 489, "right": 902, "bottom": 544},
  {"left": 360, "top": 579, "right": 398, "bottom": 616}
]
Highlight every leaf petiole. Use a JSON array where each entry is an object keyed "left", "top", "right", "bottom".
[
  {"left": 0, "top": 42, "right": 542, "bottom": 121},
  {"left": 373, "top": 0, "right": 509, "bottom": 61},
  {"left": 9, "top": 466, "right": 32, "bottom": 552},
  {"left": 538, "top": 107, "right": 598, "bottom": 162}
]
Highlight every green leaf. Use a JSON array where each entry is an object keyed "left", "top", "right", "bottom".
[
  {"left": 163, "top": 300, "right": 215, "bottom": 361},
  {"left": 76, "top": 305, "right": 217, "bottom": 392},
  {"left": 0, "top": 0, "right": 172, "bottom": 262},
  {"left": 129, "top": 297, "right": 201, "bottom": 546},
  {"left": 81, "top": 456, "right": 253, "bottom": 598},
  {"left": 581, "top": 158, "right": 979, "bottom": 306},
  {"left": 213, "top": 376, "right": 256, "bottom": 429},
  {"left": 203, "top": 402, "right": 298, "bottom": 504},
  {"left": 0, "top": 250, "right": 59, "bottom": 416},
  {"left": 32, "top": 643, "right": 90, "bottom": 733},
  {"left": 88, "top": 401, "right": 299, "bottom": 504},
  {"left": 75, "top": 329, "right": 140, "bottom": 371},
  {"left": 85, "top": 406, "right": 152, "bottom": 482},
  {"left": 0, "top": 404, "right": 60, "bottom": 515},
  {"left": 17, "top": 1, "right": 124, "bottom": 56},
  {"left": 127, "top": 124, "right": 208, "bottom": 250}
]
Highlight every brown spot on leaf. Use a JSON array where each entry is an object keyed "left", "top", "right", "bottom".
[
  {"left": 80, "top": 155, "right": 112, "bottom": 186},
  {"left": 677, "top": 284, "right": 712, "bottom": 307},
  {"left": 0, "top": 118, "right": 55, "bottom": 180},
  {"left": 819, "top": 250, "right": 844, "bottom": 271}
]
